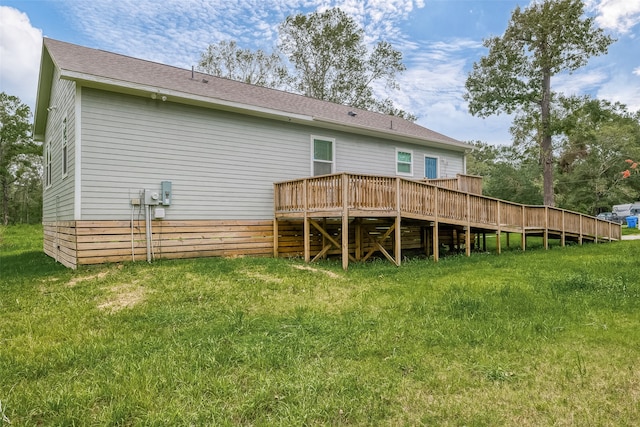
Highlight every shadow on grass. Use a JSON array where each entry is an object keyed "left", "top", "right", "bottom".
[{"left": 1, "top": 251, "right": 67, "bottom": 282}]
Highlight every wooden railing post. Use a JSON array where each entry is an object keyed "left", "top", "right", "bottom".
[{"left": 579, "top": 214, "right": 583, "bottom": 245}]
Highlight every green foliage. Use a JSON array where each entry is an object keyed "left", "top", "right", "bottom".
[
  {"left": 466, "top": 141, "right": 543, "bottom": 204},
  {"left": 197, "top": 41, "right": 290, "bottom": 89},
  {"left": 2, "top": 225, "right": 640, "bottom": 425},
  {"left": 555, "top": 97, "right": 640, "bottom": 213},
  {"left": 278, "top": 8, "right": 415, "bottom": 120},
  {"left": 465, "top": 0, "right": 614, "bottom": 118},
  {"left": 465, "top": 0, "right": 615, "bottom": 206},
  {"left": 0, "top": 93, "right": 41, "bottom": 225}
]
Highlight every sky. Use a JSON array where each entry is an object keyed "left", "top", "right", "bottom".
[{"left": 1, "top": 0, "right": 640, "bottom": 145}]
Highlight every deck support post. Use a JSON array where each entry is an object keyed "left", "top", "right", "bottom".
[
  {"left": 355, "top": 219, "right": 362, "bottom": 261},
  {"left": 424, "top": 226, "right": 431, "bottom": 257},
  {"left": 506, "top": 232, "right": 510, "bottom": 249},
  {"left": 561, "top": 210, "right": 566, "bottom": 247},
  {"left": 521, "top": 206, "right": 526, "bottom": 252},
  {"left": 342, "top": 173, "right": 349, "bottom": 270},
  {"left": 465, "top": 193, "right": 471, "bottom": 257},
  {"left": 465, "top": 227, "right": 471, "bottom": 257},
  {"left": 395, "top": 215, "right": 402, "bottom": 266},
  {"left": 303, "top": 179, "right": 310, "bottom": 263},
  {"left": 394, "top": 178, "right": 402, "bottom": 266},
  {"left": 432, "top": 222, "right": 439, "bottom": 262},
  {"left": 544, "top": 207, "right": 549, "bottom": 250},
  {"left": 496, "top": 201, "right": 502, "bottom": 255}
]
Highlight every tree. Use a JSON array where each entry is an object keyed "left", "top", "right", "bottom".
[
  {"left": 554, "top": 97, "right": 640, "bottom": 212},
  {"left": 466, "top": 141, "right": 542, "bottom": 205},
  {"left": 197, "top": 41, "right": 289, "bottom": 89},
  {"left": 278, "top": 8, "right": 415, "bottom": 120},
  {"left": 0, "top": 92, "right": 39, "bottom": 225},
  {"left": 464, "top": 0, "right": 614, "bottom": 206}
]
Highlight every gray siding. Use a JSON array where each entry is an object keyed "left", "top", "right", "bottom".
[
  {"left": 80, "top": 88, "right": 465, "bottom": 220},
  {"left": 42, "top": 70, "right": 76, "bottom": 221}
]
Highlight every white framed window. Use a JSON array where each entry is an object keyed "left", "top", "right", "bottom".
[
  {"left": 396, "top": 148, "right": 413, "bottom": 176},
  {"left": 45, "top": 141, "right": 52, "bottom": 188},
  {"left": 424, "top": 155, "right": 439, "bottom": 179},
  {"left": 62, "top": 116, "right": 68, "bottom": 178},
  {"left": 311, "top": 136, "right": 335, "bottom": 176}
]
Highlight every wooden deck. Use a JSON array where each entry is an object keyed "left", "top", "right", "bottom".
[{"left": 273, "top": 173, "right": 621, "bottom": 269}]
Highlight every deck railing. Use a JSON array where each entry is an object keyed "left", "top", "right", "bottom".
[
  {"left": 274, "top": 173, "right": 621, "bottom": 241},
  {"left": 423, "top": 174, "right": 484, "bottom": 195}
]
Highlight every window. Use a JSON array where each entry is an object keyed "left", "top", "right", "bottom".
[
  {"left": 312, "top": 136, "right": 335, "bottom": 176},
  {"left": 45, "top": 142, "right": 52, "bottom": 188},
  {"left": 62, "top": 117, "right": 68, "bottom": 177},
  {"left": 424, "top": 156, "right": 439, "bottom": 179},
  {"left": 396, "top": 149, "right": 413, "bottom": 176}
]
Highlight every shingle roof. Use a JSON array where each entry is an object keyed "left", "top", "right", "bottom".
[{"left": 40, "top": 38, "right": 468, "bottom": 149}]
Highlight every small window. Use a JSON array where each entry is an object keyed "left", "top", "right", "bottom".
[
  {"left": 62, "top": 117, "right": 68, "bottom": 177},
  {"left": 45, "top": 142, "right": 52, "bottom": 188},
  {"left": 396, "top": 149, "right": 413, "bottom": 176},
  {"left": 312, "top": 136, "right": 335, "bottom": 176},
  {"left": 424, "top": 156, "right": 439, "bottom": 179}
]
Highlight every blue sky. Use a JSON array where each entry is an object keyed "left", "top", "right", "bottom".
[{"left": 1, "top": 0, "right": 639, "bottom": 145}]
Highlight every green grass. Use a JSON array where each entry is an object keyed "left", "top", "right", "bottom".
[
  {"left": 622, "top": 224, "right": 640, "bottom": 235},
  {"left": 2, "top": 225, "right": 640, "bottom": 425}
]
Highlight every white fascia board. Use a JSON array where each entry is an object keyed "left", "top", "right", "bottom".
[{"left": 58, "top": 69, "right": 314, "bottom": 123}]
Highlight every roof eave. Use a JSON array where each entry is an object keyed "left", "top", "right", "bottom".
[
  {"left": 311, "top": 117, "right": 471, "bottom": 152},
  {"left": 59, "top": 69, "right": 315, "bottom": 123},
  {"left": 33, "top": 44, "right": 54, "bottom": 141},
  {"left": 57, "top": 68, "right": 469, "bottom": 151}
]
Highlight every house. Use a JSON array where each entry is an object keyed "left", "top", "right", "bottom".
[{"left": 34, "top": 38, "right": 474, "bottom": 268}]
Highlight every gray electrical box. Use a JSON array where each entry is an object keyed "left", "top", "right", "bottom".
[
  {"left": 161, "top": 181, "right": 172, "bottom": 206},
  {"left": 143, "top": 189, "right": 161, "bottom": 205}
]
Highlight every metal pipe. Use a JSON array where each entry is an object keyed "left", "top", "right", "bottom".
[{"left": 145, "top": 204, "right": 152, "bottom": 263}]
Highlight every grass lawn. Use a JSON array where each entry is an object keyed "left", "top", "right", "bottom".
[{"left": 1, "top": 224, "right": 639, "bottom": 425}]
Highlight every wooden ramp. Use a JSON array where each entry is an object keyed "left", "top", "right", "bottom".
[{"left": 274, "top": 173, "right": 621, "bottom": 270}]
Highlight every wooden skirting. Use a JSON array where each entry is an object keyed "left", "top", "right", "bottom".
[{"left": 44, "top": 219, "right": 275, "bottom": 268}]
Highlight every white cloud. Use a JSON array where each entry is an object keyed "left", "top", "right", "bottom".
[
  {"left": 61, "top": 0, "right": 425, "bottom": 68},
  {"left": 383, "top": 38, "right": 513, "bottom": 145},
  {"left": 554, "top": 69, "right": 609, "bottom": 96},
  {"left": 590, "top": 0, "right": 640, "bottom": 33},
  {"left": 634, "top": 67, "right": 640, "bottom": 76},
  {"left": 0, "top": 6, "right": 43, "bottom": 109},
  {"left": 597, "top": 73, "right": 640, "bottom": 111}
]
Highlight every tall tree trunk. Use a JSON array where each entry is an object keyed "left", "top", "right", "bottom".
[
  {"left": 541, "top": 69, "right": 554, "bottom": 207},
  {"left": 1, "top": 175, "right": 8, "bottom": 225}
]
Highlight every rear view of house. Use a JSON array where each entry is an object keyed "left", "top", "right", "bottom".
[{"left": 35, "top": 38, "right": 481, "bottom": 268}]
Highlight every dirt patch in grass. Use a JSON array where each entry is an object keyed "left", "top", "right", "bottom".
[
  {"left": 67, "top": 271, "right": 109, "bottom": 287},
  {"left": 291, "top": 264, "right": 342, "bottom": 279},
  {"left": 97, "top": 283, "right": 147, "bottom": 313},
  {"left": 245, "top": 271, "right": 285, "bottom": 285}
]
